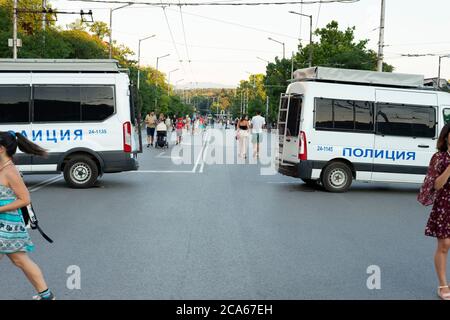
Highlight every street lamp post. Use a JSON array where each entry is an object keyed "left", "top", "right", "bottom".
[
  {"left": 109, "top": 3, "right": 132, "bottom": 59},
  {"left": 155, "top": 54, "right": 170, "bottom": 109},
  {"left": 288, "top": 11, "right": 313, "bottom": 67},
  {"left": 268, "top": 37, "right": 285, "bottom": 60},
  {"left": 167, "top": 68, "right": 179, "bottom": 96},
  {"left": 137, "top": 34, "right": 156, "bottom": 91},
  {"left": 175, "top": 79, "right": 184, "bottom": 95}
]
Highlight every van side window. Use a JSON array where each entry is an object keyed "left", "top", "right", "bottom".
[
  {"left": 33, "top": 85, "right": 115, "bottom": 122},
  {"left": 315, "top": 98, "right": 333, "bottom": 129},
  {"left": 333, "top": 100, "right": 354, "bottom": 130},
  {"left": 81, "top": 86, "right": 115, "bottom": 121},
  {"left": 376, "top": 103, "right": 435, "bottom": 138},
  {"left": 0, "top": 86, "right": 30, "bottom": 123},
  {"left": 354, "top": 101, "right": 373, "bottom": 131},
  {"left": 33, "top": 86, "right": 81, "bottom": 122},
  {"left": 314, "top": 98, "right": 374, "bottom": 132}
]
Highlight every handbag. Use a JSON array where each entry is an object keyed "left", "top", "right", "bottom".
[{"left": 21, "top": 203, "right": 54, "bottom": 243}]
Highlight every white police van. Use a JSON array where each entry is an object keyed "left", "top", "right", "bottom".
[
  {"left": 277, "top": 67, "right": 450, "bottom": 192},
  {"left": 0, "top": 59, "right": 141, "bottom": 188}
]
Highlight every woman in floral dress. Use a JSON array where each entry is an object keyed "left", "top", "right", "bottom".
[{"left": 0, "top": 131, "right": 55, "bottom": 300}]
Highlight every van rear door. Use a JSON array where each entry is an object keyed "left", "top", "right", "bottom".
[
  {"left": 129, "top": 85, "right": 142, "bottom": 154},
  {"left": 278, "top": 94, "right": 303, "bottom": 164}
]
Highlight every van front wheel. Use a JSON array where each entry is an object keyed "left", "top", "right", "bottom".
[
  {"left": 321, "top": 162, "right": 352, "bottom": 193},
  {"left": 64, "top": 156, "right": 99, "bottom": 188}
]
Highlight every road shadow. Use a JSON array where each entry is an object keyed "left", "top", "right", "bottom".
[
  {"left": 280, "top": 183, "right": 321, "bottom": 193},
  {"left": 277, "top": 181, "right": 420, "bottom": 195}
]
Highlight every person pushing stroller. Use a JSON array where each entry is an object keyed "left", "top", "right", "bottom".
[{"left": 155, "top": 114, "right": 169, "bottom": 148}]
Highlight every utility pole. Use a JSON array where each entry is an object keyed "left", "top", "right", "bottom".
[
  {"left": 42, "top": 0, "right": 47, "bottom": 47},
  {"left": 137, "top": 35, "right": 156, "bottom": 91},
  {"left": 13, "top": 0, "right": 18, "bottom": 59},
  {"left": 154, "top": 54, "right": 170, "bottom": 109},
  {"left": 288, "top": 11, "right": 313, "bottom": 67},
  {"left": 268, "top": 37, "right": 285, "bottom": 60},
  {"left": 291, "top": 51, "right": 294, "bottom": 79},
  {"left": 377, "top": 0, "right": 386, "bottom": 72}
]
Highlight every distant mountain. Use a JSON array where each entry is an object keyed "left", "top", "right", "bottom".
[{"left": 177, "top": 82, "right": 236, "bottom": 89}]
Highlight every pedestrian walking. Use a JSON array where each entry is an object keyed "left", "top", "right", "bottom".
[
  {"left": 419, "top": 124, "right": 450, "bottom": 300},
  {"left": 251, "top": 110, "right": 266, "bottom": 158},
  {"left": 176, "top": 116, "right": 184, "bottom": 145},
  {"left": 0, "top": 131, "right": 55, "bottom": 300},
  {"left": 185, "top": 115, "right": 191, "bottom": 134},
  {"left": 145, "top": 111, "right": 157, "bottom": 147},
  {"left": 236, "top": 115, "right": 250, "bottom": 159}
]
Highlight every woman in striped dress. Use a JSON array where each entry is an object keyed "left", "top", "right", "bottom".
[{"left": 0, "top": 131, "right": 54, "bottom": 300}]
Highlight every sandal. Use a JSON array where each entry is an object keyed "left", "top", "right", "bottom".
[{"left": 438, "top": 286, "right": 450, "bottom": 300}]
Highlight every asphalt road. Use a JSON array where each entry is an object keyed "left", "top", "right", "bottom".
[{"left": 0, "top": 128, "right": 439, "bottom": 300}]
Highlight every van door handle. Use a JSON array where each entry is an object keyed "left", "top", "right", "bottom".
[
  {"left": 418, "top": 145, "right": 429, "bottom": 148},
  {"left": 286, "top": 138, "right": 291, "bottom": 142}
]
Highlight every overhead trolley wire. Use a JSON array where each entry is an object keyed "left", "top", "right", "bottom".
[
  {"left": 160, "top": 3, "right": 187, "bottom": 77},
  {"left": 67, "top": 0, "right": 360, "bottom": 7},
  {"left": 178, "top": 0, "right": 198, "bottom": 85}
]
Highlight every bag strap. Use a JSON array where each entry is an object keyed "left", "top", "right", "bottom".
[{"left": 31, "top": 222, "right": 53, "bottom": 243}]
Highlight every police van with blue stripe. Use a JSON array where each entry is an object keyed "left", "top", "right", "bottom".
[
  {"left": 0, "top": 59, "right": 141, "bottom": 188},
  {"left": 277, "top": 67, "right": 450, "bottom": 192}
]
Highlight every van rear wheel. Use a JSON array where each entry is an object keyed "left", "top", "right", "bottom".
[
  {"left": 63, "top": 156, "right": 99, "bottom": 188},
  {"left": 321, "top": 162, "right": 352, "bottom": 193}
]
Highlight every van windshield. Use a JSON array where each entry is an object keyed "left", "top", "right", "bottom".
[{"left": 286, "top": 95, "right": 302, "bottom": 137}]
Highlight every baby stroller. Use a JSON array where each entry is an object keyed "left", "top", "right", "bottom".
[{"left": 155, "top": 122, "right": 169, "bottom": 148}]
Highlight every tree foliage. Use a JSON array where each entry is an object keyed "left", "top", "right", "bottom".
[
  {"left": 263, "top": 20, "right": 395, "bottom": 123},
  {"left": 0, "top": 0, "right": 191, "bottom": 118}
]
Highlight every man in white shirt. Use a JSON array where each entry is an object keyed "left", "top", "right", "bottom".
[{"left": 250, "top": 110, "right": 266, "bottom": 158}]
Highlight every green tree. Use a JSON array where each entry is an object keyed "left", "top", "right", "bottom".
[
  {"left": 89, "top": 21, "right": 110, "bottom": 40},
  {"left": 263, "top": 20, "right": 395, "bottom": 123}
]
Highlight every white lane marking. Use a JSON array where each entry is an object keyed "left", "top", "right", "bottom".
[
  {"left": 199, "top": 132, "right": 213, "bottom": 173},
  {"left": 131, "top": 170, "right": 194, "bottom": 173},
  {"left": 192, "top": 130, "right": 210, "bottom": 173},
  {"left": 29, "top": 175, "right": 63, "bottom": 192}
]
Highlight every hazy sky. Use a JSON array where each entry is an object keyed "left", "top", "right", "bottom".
[{"left": 49, "top": 0, "right": 450, "bottom": 87}]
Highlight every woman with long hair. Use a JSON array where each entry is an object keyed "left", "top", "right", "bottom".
[
  {"left": 0, "top": 131, "right": 55, "bottom": 300},
  {"left": 424, "top": 123, "right": 450, "bottom": 300},
  {"left": 236, "top": 115, "right": 250, "bottom": 159}
]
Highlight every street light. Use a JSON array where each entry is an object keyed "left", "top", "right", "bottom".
[
  {"left": 268, "top": 37, "right": 285, "bottom": 60},
  {"left": 156, "top": 54, "right": 170, "bottom": 73},
  {"left": 155, "top": 54, "right": 170, "bottom": 109},
  {"left": 289, "top": 11, "right": 313, "bottom": 67},
  {"left": 109, "top": 3, "right": 133, "bottom": 59},
  {"left": 175, "top": 79, "right": 184, "bottom": 94},
  {"left": 137, "top": 34, "right": 156, "bottom": 91},
  {"left": 167, "top": 68, "right": 179, "bottom": 95},
  {"left": 401, "top": 53, "right": 450, "bottom": 88}
]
